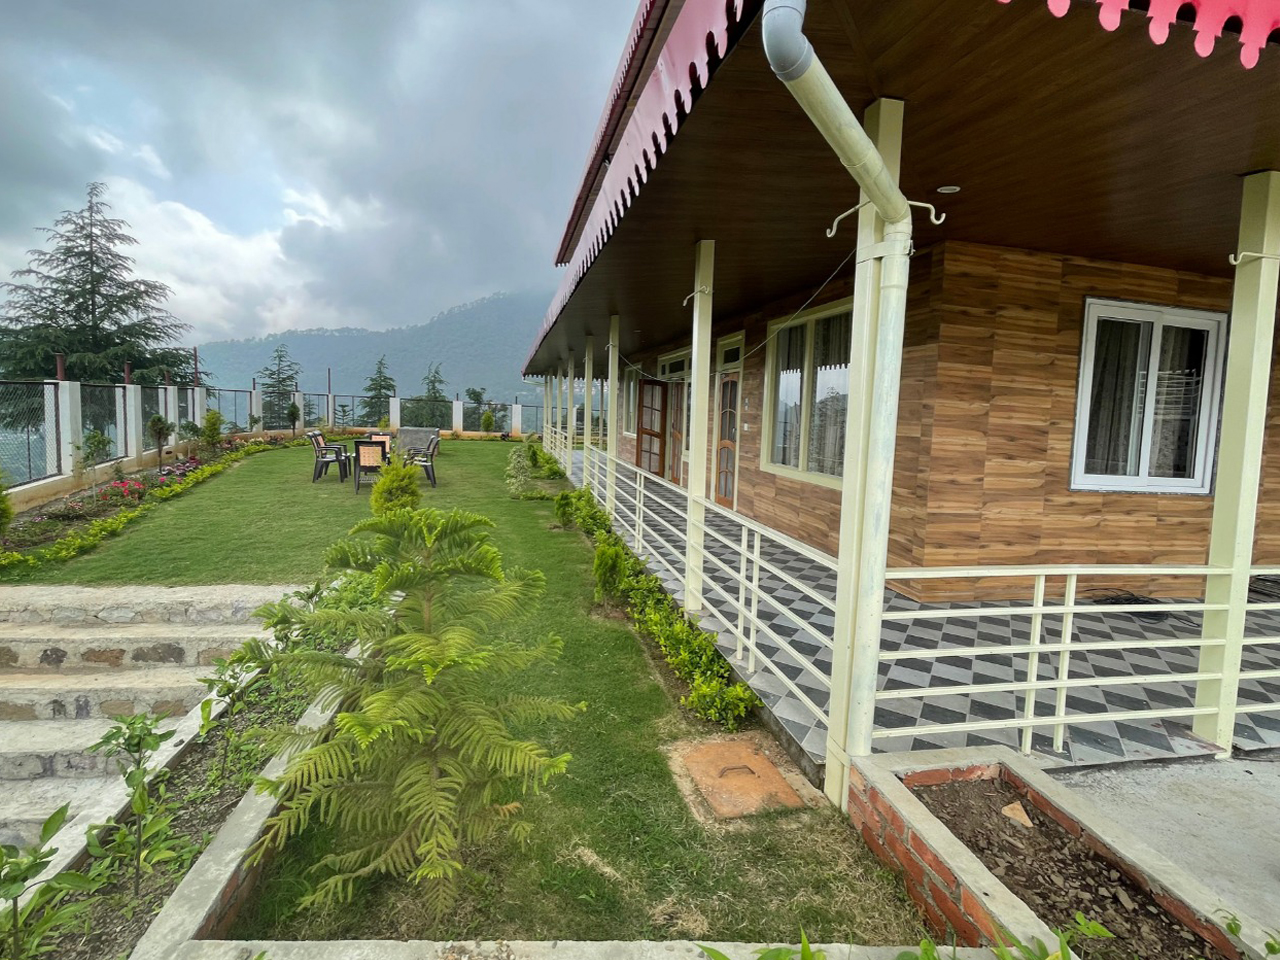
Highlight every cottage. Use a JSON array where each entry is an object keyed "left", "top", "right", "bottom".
[{"left": 524, "top": 0, "right": 1280, "bottom": 803}]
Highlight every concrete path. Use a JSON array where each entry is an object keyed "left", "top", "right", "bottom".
[{"left": 1057, "top": 754, "right": 1280, "bottom": 925}]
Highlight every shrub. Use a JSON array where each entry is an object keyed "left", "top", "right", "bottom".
[
  {"left": 505, "top": 445, "right": 533, "bottom": 497},
  {"left": 480, "top": 409, "right": 496, "bottom": 433},
  {"left": 368, "top": 453, "right": 421, "bottom": 516},
  {"left": 200, "top": 409, "right": 224, "bottom": 449},
  {"left": 592, "top": 534, "right": 634, "bottom": 604},
  {"left": 244, "top": 509, "right": 582, "bottom": 915},
  {"left": 0, "top": 481, "right": 12, "bottom": 542}
]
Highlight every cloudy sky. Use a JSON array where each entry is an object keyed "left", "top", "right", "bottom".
[{"left": 0, "top": 0, "right": 635, "bottom": 344}]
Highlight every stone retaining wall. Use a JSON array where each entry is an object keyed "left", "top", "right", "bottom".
[{"left": 847, "top": 748, "right": 1271, "bottom": 959}]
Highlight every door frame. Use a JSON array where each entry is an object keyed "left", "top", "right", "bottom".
[
  {"left": 635, "top": 378, "right": 667, "bottom": 476},
  {"left": 713, "top": 333, "right": 745, "bottom": 510}
]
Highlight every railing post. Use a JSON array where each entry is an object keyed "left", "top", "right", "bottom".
[
  {"left": 736, "top": 524, "right": 750, "bottom": 658},
  {"left": 1194, "top": 170, "right": 1280, "bottom": 751},
  {"left": 1021, "top": 575, "right": 1047, "bottom": 754},
  {"left": 123, "top": 384, "right": 143, "bottom": 461},
  {"left": 748, "top": 529, "right": 762, "bottom": 672},
  {"left": 607, "top": 315, "right": 620, "bottom": 516},
  {"left": 684, "top": 239, "right": 715, "bottom": 614},
  {"left": 56, "top": 379, "right": 80, "bottom": 478},
  {"left": 583, "top": 337, "right": 595, "bottom": 490},
  {"left": 634, "top": 472, "right": 646, "bottom": 551},
  {"left": 1054, "top": 573, "right": 1078, "bottom": 753},
  {"left": 824, "top": 98, "right": 905, "bottom": 806}
]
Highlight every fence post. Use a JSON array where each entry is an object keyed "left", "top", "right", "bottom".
[
  {"left": 452, "top": 398, "right": 464, "bottom": 435},
  {"left": 389, "top": 397, "right": 402, "bottom": 431},
  {"left": 123, "top": 385, "right": 143, "bottom": 461},
  {"left": 511, "top": 403, "right": 522, "bottom": 437},
  {"left": 193, "top": 387, "right": 207, "bottom": 428},
  {"left": 57, "top": 379, "right": 81, "bottom": 479},
  {"left": 166, "top": 385, "right": 181, "bottom": 449}
]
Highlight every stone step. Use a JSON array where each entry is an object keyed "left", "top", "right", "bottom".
[
  {"left": 0, "top": 718, "right": 182, "bottom": 780},
  {"left": 0, "top": 668, "right": 208, "bottom": 722},
  {"left": 0, "top": 776, "right": 118, "bottom": 847},
  {"left": 0, "top": 623, "right": 262, "bottom": 672},
  {"left": 0, "top": 584, "right": 302, "bottom": 628}
]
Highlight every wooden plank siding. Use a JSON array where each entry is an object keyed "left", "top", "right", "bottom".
[{"left": 595, "top": 239, "right": 1280, "bottom": 601}]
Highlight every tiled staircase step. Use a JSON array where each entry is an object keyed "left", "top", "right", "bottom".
[
  {"left": 0, "top": 668, "right": 208, "bottom": 721},
  {"left": 0, "top": 718, "right": 181, "bottom": 780},
  {"left": 0, "top": 776, "right": 119, "bottom": 847},
  {"left": 0, "top": 624, "right": 261, "bottom": 672}
]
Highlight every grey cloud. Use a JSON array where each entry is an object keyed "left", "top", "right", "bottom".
[{"left": 0, "top": 0, "right": 636, "bottom": 338}]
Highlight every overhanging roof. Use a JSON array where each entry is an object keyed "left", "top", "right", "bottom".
[{"left": 526, "top": 0, "right": 1280, "bottom": 376}]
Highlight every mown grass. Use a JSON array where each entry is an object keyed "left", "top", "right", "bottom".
[{"left": 222, "top": 441, "right": 924, "bottom": 944}]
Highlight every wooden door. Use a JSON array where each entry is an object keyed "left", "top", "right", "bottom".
[
  {"left": 636, "top": 379, "right": 666, "bottom": 475},
  {"left": 714, "top": 372, "right": 740, "bottom": 507},
  {"left": 667, "top": 380, "right": 686, "bottom": 484}
]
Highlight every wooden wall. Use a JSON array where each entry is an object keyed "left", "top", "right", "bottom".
[{"left": 603, "top": 238, "right": 1280, "bottom": 601}]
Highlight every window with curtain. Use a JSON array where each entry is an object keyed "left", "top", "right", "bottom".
[
  {"left": 770, "top": 324, "right": 806, "bottom": 468},
  {"left": 623, "top": 369, "right": 639, "bottom": 434},
  {"left": 765, "top": 306, "right": 853, "bottom": 479},
  {"left": 1073, "top": 299, "right": 1224, "bottom": 494}
]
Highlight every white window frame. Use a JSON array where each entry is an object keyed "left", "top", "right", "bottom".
[
  {"left": 622, "top": 368, "right": 639, "bottom": 436},
  {"left": 1071, "top": 297, "right": 1225, "bottom": 495},
  {"left": 760, "top": 298, "right": 853, "bottom": 491}
]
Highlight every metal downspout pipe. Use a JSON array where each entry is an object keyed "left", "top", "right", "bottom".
[{"left": 762, "top": 0, "right": 915, "bottom": 790}]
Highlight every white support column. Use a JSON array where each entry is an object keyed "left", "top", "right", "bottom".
[
  {"left": 607, "top": 315, "right": 621, "bottom": 515},
  {"left": 291, "top": 391, "right": 305, "bottom": 434},
  {"left": 567, "top": 352, "right": 576, "bottom": 454},
  {"left": 193, "top": 387, "right": 208, "bottom": 428},
  {"left": 249, "top": 389, "right": 263, "bottom": 434},
  {"left": 389, "top": 396, "right": 402, "bottom": 431},
  {"left": 326, "top": 393, "right": 336, "bottom": 429},
  {"left": 512, "top": 402, "right": 522, "bottom": 437},
  {"left": 451, "top": 398, "right": 464, "bottom": 435},
  {"left": 824, "top": 99, "right": 905, "bottom": 805},
  {"left": 165, "top": 385, "right": 181, "bottom": 448},
  {"left": 583, "top": 337, "right": 595, "bottom": 489},
  {"left": 543, "top": 375, "right": 552, "bottom": 437},
  {"left": 685, "top": 240, "right": 716, "bottom": 614},
  {"left": 1194, "top": 170, "right": 1280, "bottom": 750},
  {"left": 123, "top": 385, "right": 143, "bottom": 460},
  {"left": 57, "top": 380, "right": 81, "bottom": 478}
]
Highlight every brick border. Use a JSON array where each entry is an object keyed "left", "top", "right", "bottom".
[{"left": 848, "top": 747, "right": 1273, "bottom": 960}]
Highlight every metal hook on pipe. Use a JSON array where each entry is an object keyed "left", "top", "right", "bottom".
[
  {"left": 826, "top": 200, "right": 870, "bottom": 238},
  {"left": 1228, "top": 250, "right": 1280, "bottom": 267},
  {"left": 907, "top": 200, "right": 947, "bottom": 225},
  {"left": 682, "top": 285, "right": 712, "bottom": 306}
]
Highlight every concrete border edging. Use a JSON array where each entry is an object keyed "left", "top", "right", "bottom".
[
  {"left": 165, "top": 939, "right": 993, "bottom": 959},
  {"left": 849, "top": 747, "right": 1272, "bottom": 960}
]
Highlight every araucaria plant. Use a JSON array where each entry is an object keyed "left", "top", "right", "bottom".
[{"left": 246, "top": 508, "right": 582, "bottom": 914}]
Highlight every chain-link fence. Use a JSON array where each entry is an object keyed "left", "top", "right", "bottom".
[
  {"left": 400, "top": 397, "right": 452, "bottom": 430},
  {"left": 520, "top": 404, "right": 543, "bottom": 436},
  {"left": 0, "top": 381, "right": 59, "bottom": 486},
  {"left": 80, "top": 384, "right": 126, "bottom": 461},
  {"left": 463, "top": 401, "right": 509, "bottom": 433},
  {"left": 140, "top": 387, "right": 169, "bottom": 451},
  {"left": 207, "top": 388, "right": 253, "bottom": 433},
  {"left": 302, "top": 393, "right": 328, "bottom": 427},
  {"left": 331, "top": 395, "right": 381, "bottom": 428}
]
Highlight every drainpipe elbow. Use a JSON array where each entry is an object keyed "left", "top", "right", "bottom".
[{"left": 762, "top": 0, "right": 815, "bottom": 82}]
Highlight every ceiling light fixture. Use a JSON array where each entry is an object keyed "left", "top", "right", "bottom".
[{"left": 936, "top": 185, "right": 961, "bottom": 195}]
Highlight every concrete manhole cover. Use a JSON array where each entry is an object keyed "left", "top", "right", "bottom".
[{"left": 671, "top": 737, "right": 806, "bottom": 819}]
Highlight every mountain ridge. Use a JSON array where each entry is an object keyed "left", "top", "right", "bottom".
[{"left": 195, "top": 290, "right": 550, "bottom": 402}]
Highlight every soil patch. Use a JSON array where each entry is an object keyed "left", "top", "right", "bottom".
[{"left": 914, "top": 778, "right": 1231, "bottom": 960}]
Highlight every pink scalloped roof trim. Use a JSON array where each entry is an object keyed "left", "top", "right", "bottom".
[
  {"left": 527, "top": 0, "right": 750, "bottom": 372},
  {"left": 1000, "top": 0, "right": 1280, "bottom": 67}
]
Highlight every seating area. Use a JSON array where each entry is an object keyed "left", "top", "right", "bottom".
[{"left": 306, "top": 428, "right": 440, "bottom": 491}]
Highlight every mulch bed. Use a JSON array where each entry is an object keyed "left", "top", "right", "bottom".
[
  {"left": 47, "top": 680, "right": 310, "bottom": 960},
  {"left": 914, "top": 778, "right": 1231, "bottom": 960}
]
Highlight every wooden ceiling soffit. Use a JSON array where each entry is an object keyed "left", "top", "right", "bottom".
[
  {"left": 525, "top": 0, "right": 758, "bottom": 374},
  {"left": 1001, "top": 0, "right": 1280, "bottom": 68}
]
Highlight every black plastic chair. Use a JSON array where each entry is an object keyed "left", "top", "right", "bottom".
[
  {"left": 352, "top": 440, "right": 384, "bottom": 492},
  {"left": 308, "top": 431, "right": 349, "bottom": 482}
]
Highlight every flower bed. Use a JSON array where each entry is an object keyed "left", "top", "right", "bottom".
[
  {"left": 0, "top": 439, "right": 308, "bottom": 572},
  {"left": 845, "top": 747, "right": 1272, "bottom": 959}
]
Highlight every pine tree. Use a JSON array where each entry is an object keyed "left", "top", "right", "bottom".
[
  {"left": 257, "top": 344, "right": 301, "bottom": 431},
  {"left": 244, "top": 509, "right": 580, "bottom": 914},
  {"left": 0, "top": 182, "right": 192, "bottom": 385},
  {"left": 402, "top": 362, "right": 450, "bottom": 430},
  {"left": 360, "top": 355, "right": 396, "bottom": 426},
  {"left": 422, "top": 363, "right": 448, "bottom": 403}
]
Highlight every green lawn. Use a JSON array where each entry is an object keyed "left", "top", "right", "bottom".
[{"left": 15, "top": 440, "right": 923, "bottom": 942}]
